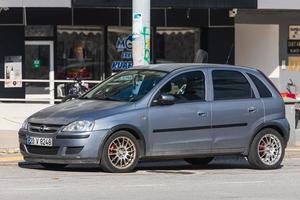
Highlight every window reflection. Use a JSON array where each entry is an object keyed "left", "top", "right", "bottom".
[
  {"left": 155, "top": 27, "right": 202, "bottom": 63},
  {"left": 56, "top": 26, "right": 104, "bottom": 80}
]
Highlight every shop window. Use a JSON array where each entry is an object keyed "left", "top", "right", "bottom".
[
  {"left": 25, "top": 42, "right": 52, "bottom": 97},
  {"left": 25, "top": 26, "right": 54, "bottom": 37},
  {"left": 155, "top": 27, "right": 203, "bottom": 63},
  {"left": 107, "top": 27, "right": 133, "bottom": 73},
  {"left": 56, "top": 26, "right": 105, "bottom": 80}
]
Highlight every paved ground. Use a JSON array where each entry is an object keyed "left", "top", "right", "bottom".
[
  {"left": 0, "top": 130, "right": 19, "bottom": 152},
  {"left": 1, "top": 157, "right": 300, "bottom": 200}
]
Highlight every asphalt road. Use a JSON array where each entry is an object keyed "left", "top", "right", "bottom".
[{"left": 1, "top": 157, "right": 300, "bottom": 200}]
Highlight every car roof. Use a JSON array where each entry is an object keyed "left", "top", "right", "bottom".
[{"left": 131, "top": 63, "right": 258, "bottom": 73}]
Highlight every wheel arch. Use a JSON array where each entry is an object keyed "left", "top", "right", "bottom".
[
  {"left": 245, "top": 121, "right": 289, "bottom": 156},
  {"left": 98, "top": 124, "right": 146, "bottom": 160}
]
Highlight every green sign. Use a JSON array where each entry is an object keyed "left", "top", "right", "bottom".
[{"left": 32, "top": 59, "right": 41, "bottom": 68}]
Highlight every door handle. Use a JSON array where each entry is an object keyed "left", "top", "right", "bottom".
[
  {"left": 197, "top": 111, "right": 207, "bottom": 117},
  {"left": 248, "top": 107, "right": 257, "bottom": 113}
]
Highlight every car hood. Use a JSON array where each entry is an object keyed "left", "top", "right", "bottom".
[{"left": 28, "top": 99, "right": 131, "bottom": 125}]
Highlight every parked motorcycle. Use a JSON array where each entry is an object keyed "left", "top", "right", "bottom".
[{"left": 62, "top": 78, "right": 89, "bottom": 102}]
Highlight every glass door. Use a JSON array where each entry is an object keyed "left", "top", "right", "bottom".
[{"left": 25, "top": 41, "right": 54, "bottom": 104}]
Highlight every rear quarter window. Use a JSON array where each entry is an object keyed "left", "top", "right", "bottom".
[{"left": 247, "top": 73, "right": 272, "bottom": 98}]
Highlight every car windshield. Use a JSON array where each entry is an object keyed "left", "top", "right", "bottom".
[{"left": 81, "top": 70, "right": 168, "bottom": 102}]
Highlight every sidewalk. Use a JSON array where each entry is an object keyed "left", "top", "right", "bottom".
[
  {"left": 0, "top": 130, "right": 300, "bottom": 163},
  {"left": 0, "top": 130, "right": 19, "bottom": 154}
]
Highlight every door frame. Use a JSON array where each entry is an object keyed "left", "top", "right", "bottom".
[{"left": 25, "top": 40, "right": 55, "bottom": 104}]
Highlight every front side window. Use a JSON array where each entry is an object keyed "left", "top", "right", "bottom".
[
  {"left": 157, "top": 71, "right": 206, "bottom": 103},
  {"left": 82, "top": 70, "right": 167, "bottom": 102},
  {"left": 213, "top": 70, "right": 254, "bottom": 100}
]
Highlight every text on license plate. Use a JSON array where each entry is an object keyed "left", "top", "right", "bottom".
[{"left": 26, "top": 136, "right": 53, "bottom": 147}]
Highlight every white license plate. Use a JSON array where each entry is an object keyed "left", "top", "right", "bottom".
[{"left": 26, "top": 136, "right": 53, "bottom": 147}]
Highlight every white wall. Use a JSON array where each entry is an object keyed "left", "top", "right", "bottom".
[
  {"left": 235, "top": 24, "right": 281, "bottom": 88},
  {"left": 0, "top": 103, "right": 51, "bottom": 131},
  {"left": 0, "top": 0, "right": 71, "bottom": 7},
  {"left": 258, "top": 0, "right": 300, "bottom": 9}
]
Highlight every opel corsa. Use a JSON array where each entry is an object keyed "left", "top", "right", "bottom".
[{"left": 19, "top": 64, "right": 290, "bottom": 173}]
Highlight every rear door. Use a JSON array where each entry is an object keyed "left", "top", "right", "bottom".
[
  {"left": 210, "top": 69, "right": 264, "bottom": 153},
  {"left": 148, "top": 69, "right": 212, "bottom": 156}
]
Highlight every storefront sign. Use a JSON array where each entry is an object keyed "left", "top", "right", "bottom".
[
  {"left": 4, "top": 56, "right": 22, "bottom": 88},
  {"left": 112, "top": 35, "right": 133, "bottom": 72},
  {"left": 116, "top": 35, "right": 132, "bottom": 52},
  {"left": 111, "top": 61, "right": 133, "bottom": 71},
  {"left": 32, "top": 59, "right": 41, "bottom": 68},
  {"left": 289, "top": 25, "right": 300, "bottom": 40},
  {"left": 288, "top": 56, "right": 300, "bottom": 71},
  {"left": 121, "top": 52, "right": 132, "bottom": 59},
  {"left": 288, "top": 40, "right": 300, "bottom": 54}
]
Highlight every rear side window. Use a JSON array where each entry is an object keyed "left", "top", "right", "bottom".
[
  {"left": 258, "top": 70, "right": 281, "bottom": 95},
  {"left": 212, "top": 70, "right": 254, "bottom": 100},
  {"left": 247, "top": 73, "right": 272, "bottom": 98}
]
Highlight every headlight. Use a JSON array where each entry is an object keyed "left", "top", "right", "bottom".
[
  {"left": 21, "top": 119, "right": 29, "bottom": 130},
  {"left": 62, "top": 120, "right": 94, "bottom": 132}
]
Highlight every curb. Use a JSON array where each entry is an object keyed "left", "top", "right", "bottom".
[
  {"left": 0, "top": 155, "right": 23, "bottom": 162},
  {"left": 0, "top": 148, "right": 19, "bottom": 154}
]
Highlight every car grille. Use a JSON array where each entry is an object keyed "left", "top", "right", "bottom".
[
  {"left": 26, "top": 145, "right": 59, "bottom": 155},
  {"left": 29, "top": 123, "right": 63, "bottom": 134}
]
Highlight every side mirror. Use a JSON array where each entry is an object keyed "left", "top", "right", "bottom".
[{"left": 157, "top": 94, "right": 176, "bottom": 105}]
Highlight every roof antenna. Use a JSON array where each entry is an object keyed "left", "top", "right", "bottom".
[{"left": 226, "top": 43, "right": 234, "bottom": 64}]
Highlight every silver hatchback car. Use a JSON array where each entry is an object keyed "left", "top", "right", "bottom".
[{"left": 19, "top": 64, "right": 290, "bottom": 173}]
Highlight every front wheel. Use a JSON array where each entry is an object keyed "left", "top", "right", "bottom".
[
  {"left": 100, "top": 131, "right": 140, "bottom": 173},
  {"left": 248, "top": 128, "right": 285, "bottom": 170}
]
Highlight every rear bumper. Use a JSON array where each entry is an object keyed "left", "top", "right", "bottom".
[
  {"left": 277, "top": 118, "right": 290, "bottom": 147},
  {"left": 19, "top": 129, "right": 109, "bottom": 165}
]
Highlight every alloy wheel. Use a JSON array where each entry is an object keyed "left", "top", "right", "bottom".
[
  {"left": 257, "top": 134, "right": 282, "bottom": 166},
  {"left": 107, "top": 136, "right": 136, "bottom": 169}
]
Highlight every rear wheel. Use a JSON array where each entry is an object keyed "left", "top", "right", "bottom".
[
  {"left": 184, "top": 157, "right": 214, "bottom": 166},
  {"left": 100, "top": 131, "right": 140, "bottom": 173},
  {"left": 248, "top": 128, "right": 285, "bottom": 170},
  {"left": 40, "top": 163, "right": 68, "bottom": 169}
]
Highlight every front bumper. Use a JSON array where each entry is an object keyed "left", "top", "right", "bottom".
[{"left": 19, "top": 129, "right": 109, "bottom": 164}]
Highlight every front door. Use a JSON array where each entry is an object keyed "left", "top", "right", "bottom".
[
  {"left": 25, "top": 41, "right": 54, "bottom": 104},
  {"left": 148, "top": 70, "right": 212, "bottom": 156},
  {"left": 210, "top": 69, "right": 264, "bottom": 153}
]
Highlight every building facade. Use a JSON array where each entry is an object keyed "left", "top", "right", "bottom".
[
  {"left": 1, "top": 0, "right": 300, "bottom": 146},
  {"left": 0, "top": 0, "right": 256, "bottom": 102}
]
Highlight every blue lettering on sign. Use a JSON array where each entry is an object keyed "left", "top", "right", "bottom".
[
  {"left": 121, "top": 51, "right": 132, "bottom": 60},
  {"left": 116, "top": 35, "right": 132, "bottom": 52},
  {"left": 112, "top": 61, "right": 133, "bottom": 71}
]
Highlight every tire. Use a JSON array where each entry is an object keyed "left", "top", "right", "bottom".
[
  {"left": 100, "top": 131, "right": 140, "bottom": 173},
  {"left": 40, "top": 163, "right": 68, "bottom": 169},
  {"left": 184, "top": 157, "right": 214, "bottom": 166},
  {"left": 248, "top": 128, "right": 285, "bottom": 170}
]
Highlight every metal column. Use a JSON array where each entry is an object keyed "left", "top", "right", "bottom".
[{"left": 132, "top": 0, "right": 151, "bottom": 66}]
